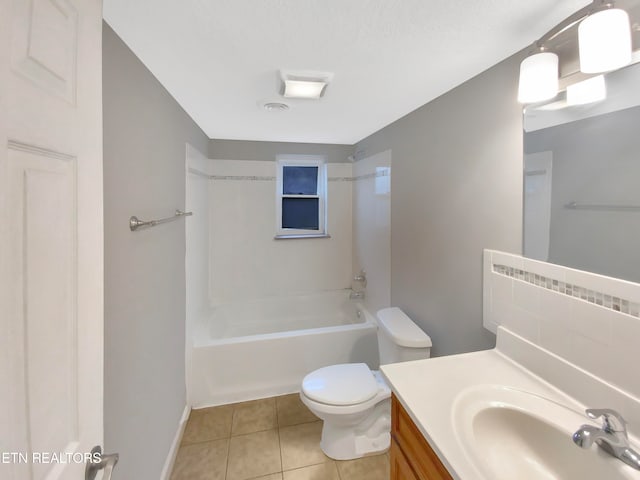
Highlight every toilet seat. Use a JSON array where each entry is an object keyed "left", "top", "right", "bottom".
[{"left": 302, "top": 363, "right": 379, "bottom": 406}]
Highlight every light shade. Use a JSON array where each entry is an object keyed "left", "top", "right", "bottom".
[
  {"left": 567, "top": 75, "right": 607, "bottom": 105},
  {"left": 283, "top": 80, "right": 327, "bottom": 99},
  {"left": 579, "top": 8, "right": 632, "bottom": 74},
  {"left": 518, "top": 52, "right": 559, "bottom": 104}
]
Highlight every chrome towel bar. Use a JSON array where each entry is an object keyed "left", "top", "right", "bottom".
[
  {"left": 564, "top": 202, "right": 640, "bottom": 212},
  {"left": 129, "top": 210, "right": 192, "bottom": 231}
]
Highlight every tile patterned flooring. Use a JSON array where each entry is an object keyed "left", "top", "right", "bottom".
[{"left": 171, "top": 393, "right": 390, "bottom": 480}]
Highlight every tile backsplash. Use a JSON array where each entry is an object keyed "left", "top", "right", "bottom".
[
  {"left": 492, "top": 264, "right": 640, "bottom": 318},
  {"left": 484, "top": 249, "right": 640, "bottom": 401}
]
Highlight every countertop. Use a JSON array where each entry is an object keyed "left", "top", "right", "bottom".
[{"left": 380, "top": 348, "right": 590, "bottom": 480}]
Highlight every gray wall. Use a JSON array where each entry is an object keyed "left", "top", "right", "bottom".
[
  {"left": 103, "top": 23, "right": 209, "bottom": 480},
  {"left": 209, "top": 138, "right": 353, "bottom": 162},
  {"left": 356, "top": 52, "right": 525, "bottom": 357}
]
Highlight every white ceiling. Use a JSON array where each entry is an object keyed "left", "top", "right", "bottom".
[{"left": 103, "top": 0, "right": 589, "bottom": 144}]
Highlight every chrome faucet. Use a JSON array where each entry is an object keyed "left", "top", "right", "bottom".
[
  {"left": 350, "top": 269, "right": 366, "bottom": 299},
  {"left": 353, "top": 269, "right": 367, "bottom": 287},
  {"left": 572, "top": 408, "right": 640, "bottom": 470},
  {"left": 349, "top": 290, "right": 365, "bottom": 300}
]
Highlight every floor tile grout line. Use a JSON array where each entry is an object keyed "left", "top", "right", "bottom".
[
  {"left": 275, "top": 396, "right": 281, "bottom": 428},
  {"left": 335, "top": 458, "right": 344, "bottom": 480},
  {"left": 230, "top": 425, "right": 278, "bottom": 438},
  {"left": 281, "top": 459, "right": 337, "bottom": 474},
  {"left": 223, "top": 433, "right": 231, "bottom": 480},
  {"left": 275, "top": 398, "right": 286, "bottom": 479},
  {"left": 180, "top": 436, "right": 231, "bottom": 447},
  {"left": 277, "top": 424, "right": 285, "bottom": 479},
  {"left": 228, "top": 426, "right": 281, "bottom": 440}
]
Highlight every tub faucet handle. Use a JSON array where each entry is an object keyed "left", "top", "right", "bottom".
[{"left": 353, "top": 270, "right": 367, "bottom": 287}]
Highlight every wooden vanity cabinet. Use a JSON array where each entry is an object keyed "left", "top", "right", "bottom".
[{"left": 390, "top": 394, "right": 454, "bottom": 480}]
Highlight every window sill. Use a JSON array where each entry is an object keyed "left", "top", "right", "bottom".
[{"left": 274, "top": 233, "right": 331, "bottom": 240}]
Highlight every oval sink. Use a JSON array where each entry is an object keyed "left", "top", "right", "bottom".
[{"left": 452, "top": 385, "right": 640, "bottom": 480}]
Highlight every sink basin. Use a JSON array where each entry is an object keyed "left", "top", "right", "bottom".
[{"left": 451, "top": 385, "right": 640, "bottom": 480}]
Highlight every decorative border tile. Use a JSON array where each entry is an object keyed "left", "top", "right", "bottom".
[
  {"left": 351, "top": 169, "right": 390, "bottom": 182},
  {"left": 210, "top": 175, "right": 275, "bottom": 181},
  {"left": 493, "top": 264, "right": 640, "bottom": 317},
  {"left": 198, "top": 169, "right": 390, "bottom": 183}
]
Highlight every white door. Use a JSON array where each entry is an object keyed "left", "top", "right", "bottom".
[
  {"left": 524, "top": 151, "right": 553, "bottom": 262},
  {"left": 0, "top": 0, "right": 106, "bottom": 479}
]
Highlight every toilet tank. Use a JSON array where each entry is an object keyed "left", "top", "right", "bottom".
[{"left": 376, "top": 307, "right": 432, "bottom": 365}]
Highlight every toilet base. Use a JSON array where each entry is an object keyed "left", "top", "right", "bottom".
[{"left": 319, "top": 398, "right": 391, "bottom": 460}]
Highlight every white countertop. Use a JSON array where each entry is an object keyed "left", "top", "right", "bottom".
[{"left": 381, "top": 348, "right": 593, "bottom": 480}]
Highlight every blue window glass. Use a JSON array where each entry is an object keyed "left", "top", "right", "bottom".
[
  {"left": 282, "top": 198, "right": 319, "bottom": 230},
  {"left": 283, "top": 166, "right": 318, "bottom": 195}
]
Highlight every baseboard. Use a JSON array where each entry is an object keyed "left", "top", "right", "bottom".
[{"left": 160, "top": 404, "right": 190, "bottom": 480}]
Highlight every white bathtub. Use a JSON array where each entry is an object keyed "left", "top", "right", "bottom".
[{"left": 190, "top": 290, "right": 379, "bottom": 408}]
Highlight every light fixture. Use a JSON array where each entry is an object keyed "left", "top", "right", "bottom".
[
  {"left": 283, "top": 80, "right": 326, "bottom": 99},
  {"left": 566, "top": 75, "right": 607, "bottom": 105},
  {"left": 280, "top": 70, "right": 333, "bottom": 100},
  {"left": 579, "top": 9, "right": 632, "bottom": 73},
  {"left": 517, "top": 0, "right": 633, "bottom": 104},
  {"left": 517, "top": 52, "right": 559, "bottom": 104}
]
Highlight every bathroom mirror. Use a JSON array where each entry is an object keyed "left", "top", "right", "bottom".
[{"left": 523, "top": 60, "right": 640, "bottom": 284}]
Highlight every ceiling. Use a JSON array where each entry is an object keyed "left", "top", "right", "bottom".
[{"left": 103, "top": 0, "right": 590, "bottom": 145}]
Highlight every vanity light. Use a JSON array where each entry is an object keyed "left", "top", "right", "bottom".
[
  {"left": 579, "top": 9, "right": 632, "bottom": 74},
  {"left": 566, "top": 75, "right": 607, "bottom": 105},
  {"left": 517, "top": 52, "right": 559, "bottom": 104},
  {"left": 518, "top": 0, "right": 632, "bottom": 104}
]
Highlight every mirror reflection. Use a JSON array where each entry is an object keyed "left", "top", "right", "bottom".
[{"left": 523, "top": 61, "right": 640, "bottom": 283}]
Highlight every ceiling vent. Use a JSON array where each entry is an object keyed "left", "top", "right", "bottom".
[{"left": 263, "top": 102, "right": 290, "bottom": 111}]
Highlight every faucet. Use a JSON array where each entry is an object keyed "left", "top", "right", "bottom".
[
  {"left": 353, "top": 269, "right": 367, "bottom": 287},
  {"left": 350, "top": 269, "right": 366, "bottom": 299},
  {"left": 572, "top": 408, "right": 640, "bottom": 470}
]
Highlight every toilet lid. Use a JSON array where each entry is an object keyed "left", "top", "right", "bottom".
[{"left": 302, "top": 363, "right": 379, "bottom": 406}]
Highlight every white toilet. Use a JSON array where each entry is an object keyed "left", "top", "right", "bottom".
[{"left": 300, "top": 307, "right": 432, "bottom": 460}]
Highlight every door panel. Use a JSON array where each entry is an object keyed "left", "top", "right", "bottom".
[
  {"left": 8, "top": 143, "right": 79, "bottom": 479},
  {"left": 11, "top": 0, "right": 78, "bottom": 102}
]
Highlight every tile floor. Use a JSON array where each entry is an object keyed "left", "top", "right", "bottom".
[{"left": 171, "top": 393, "right": 390, "bottom": 480}]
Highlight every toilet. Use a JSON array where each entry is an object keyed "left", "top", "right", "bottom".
[{"left": 300, "top": 307, "right": 432, "bottom": 460}]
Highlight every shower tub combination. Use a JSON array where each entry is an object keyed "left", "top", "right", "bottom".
[{"left": 190, "top": 289, "right": 379, "bottom": 408}]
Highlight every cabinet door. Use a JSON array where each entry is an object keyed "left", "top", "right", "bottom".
[
  {"left": 391, "top": 394, "right": 454, "bottom": 480},
  {"left": 390, "top": 438, "right": 420, "bottom": 480}
]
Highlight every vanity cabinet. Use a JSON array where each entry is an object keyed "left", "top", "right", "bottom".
[{"left": 390, "top": 394, "right": 454, "bottom": 480}]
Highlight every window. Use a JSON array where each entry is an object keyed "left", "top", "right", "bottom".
[{"left": 275, "top": 155, "right": 327, "bottom": 238}]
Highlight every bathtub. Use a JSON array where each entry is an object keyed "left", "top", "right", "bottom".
[{"left": 189, "top": 290, "right": 379, "bottom": 408}]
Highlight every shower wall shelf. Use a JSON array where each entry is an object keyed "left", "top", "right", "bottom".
[{"left": 129, "top": 210, "right": 193, "bottom": 231}]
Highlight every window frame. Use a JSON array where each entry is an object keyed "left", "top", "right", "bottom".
[{"left": 275, "top": 155, "right": 328, "bottom": 239}]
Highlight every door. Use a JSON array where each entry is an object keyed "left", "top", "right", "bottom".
[
  {"left": 524, "top": 151, "right": 553, "bottom": 262},
  {"left": 0, "top": 0, "right": 105, "bottom": 479}
]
